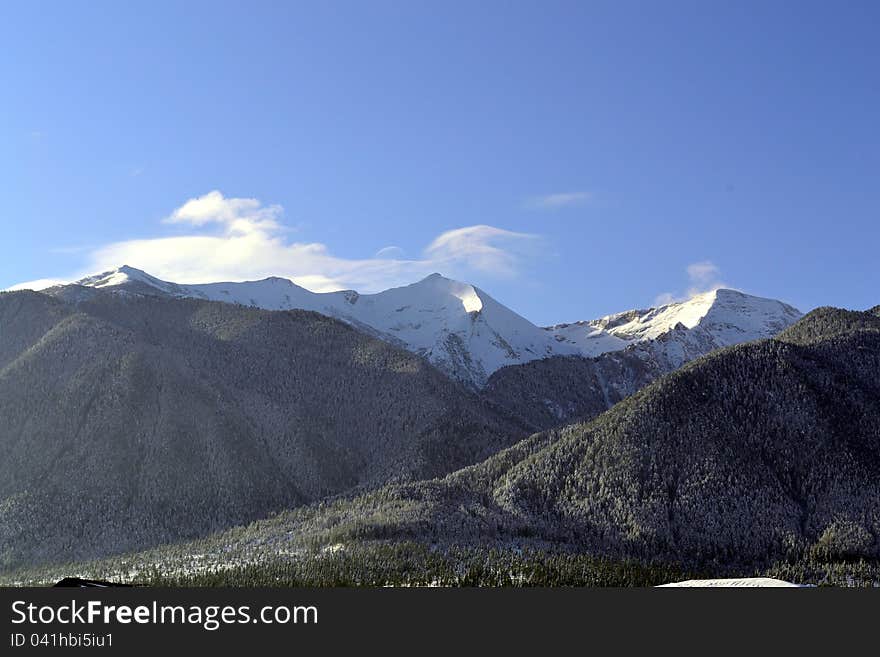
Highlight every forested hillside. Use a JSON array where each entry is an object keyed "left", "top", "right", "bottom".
[
  {"left": 24, "top": 303, "right": 876, "bottom": 584},
  {"left": 0, "top": 289, "right": 527, "bottom": 571},
  {"left": 482, "top": 315, "right": 786, "bottom": 432},
  {"left": 776, "top": 305, "right": 880, "bottom": 345},
  {"left": 483, "top": 343, "right": 663, "bottom": 430}
]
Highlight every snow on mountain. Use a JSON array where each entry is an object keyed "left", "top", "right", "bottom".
[
  {"left": 589, "top": 288, "right": 802, "bottom": 345},
  {"left": 327, "top": 273, "right": 581, "bottom": 385},
  {"left": 548, "top": 288, "right": 803, "bottom": 369},
  {"left": 66, "top": 266, "right": 802, "bottom": 387},
  {"left": 68, "top": 267, "right": 579, "bottom": 386}
]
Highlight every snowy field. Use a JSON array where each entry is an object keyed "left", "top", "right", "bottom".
[{"left": 659, "top": 577, "right": 802, "bottom": 587}]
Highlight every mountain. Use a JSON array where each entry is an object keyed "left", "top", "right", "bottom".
[
  {"left": 482, "top": 348, "right": 666, "bottom": 430},
  {"left": 485, "top": 289, "right": 804, "bottom": 430},
  {"left": 0, "top": 288, "right": 527, "bottom": 571},
  {"left": 488, "top": 309, "right": 880, "bottom": 567},
  {"left": 456, "top": 305, "right": 880, "bottom": 568},
  {"left": 65, "top": 266, "right": 802, "bottom": 388},
  {"left": 776, "top": 304, "right": 880, "bottom": 344},
  {"left": 0, "top": 268, "right": 807, "bottom": 574},
  {"left": 548, "top": 287, "right": 803, "bottom": 367},
  {"left": 68, "top": 266, "right": 579, "bottom": 388},
  {"left": 68, "top": 303, "right": 878, "bottom": 579}
]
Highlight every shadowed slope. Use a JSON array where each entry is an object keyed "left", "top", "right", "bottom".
[{"left": 0, "top": 290, "right": 527, "bottom": 570}]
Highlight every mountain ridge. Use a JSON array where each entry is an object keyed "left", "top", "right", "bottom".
[
  {"left": 0, "top": 288, "right": 530, "bottom": 570},
  {"left": 12, "top": 302, "right": 876, "bottom": 584},
  {"left": 43, "top": 266, "right": 803, "bottom": 387}
]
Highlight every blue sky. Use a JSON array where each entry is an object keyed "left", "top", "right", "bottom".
[{"left": 2, "top": 1, "right": 877, "bottom": 324}]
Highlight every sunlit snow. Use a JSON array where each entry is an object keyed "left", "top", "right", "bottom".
[{"left": 70, "top": 266, "right": 802, "bottom": 387}]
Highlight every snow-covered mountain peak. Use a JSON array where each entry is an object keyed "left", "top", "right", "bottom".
[
  {"left": 582, "top": 288, "right": 801, "bottom": 344},
  {"left": 696, "top": 288, "right": 803, "bottom": 346},
  {"left": 75, "top": 265, "right": 179, "bottom": 295},
  {"left": 591, "top": 289, "right": 721, "bottom": 342},
  {"left": 64, "top": 266, "right": 802, "bottom": 387},
  {"left": 546, "top": 287, "right": 802, "bottom": 369},
  {"left": 403, "top": 272, "right": 484, "bottom": 314},
  {"left": 259, "top": 275, "right": 297, "bottom": 284},
  {"left": 78, "top": 265, "right": 160, "bottom": 289}
]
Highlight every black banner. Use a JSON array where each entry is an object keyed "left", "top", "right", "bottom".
[{"left": 0, "top": 587, "right": 874, "bottom": 652}]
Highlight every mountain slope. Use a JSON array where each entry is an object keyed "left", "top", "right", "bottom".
[
  {"left": 0, "top": 289, "right": 528, "bottom": 571},
  {"left": 494, "top": 324, "right": 880, "bottom": 566},
  {"left": 482, "top": 351, "right": 660, "bottom": 430},
  {"left": 83, "top": 304, "right": 880, "bottom": 575},
  {"left": 549, "top": 288, "right": 802, "bottom": 368},
  {"left": 64, "top": 267, "right": 802, "bottom": 387},
  {"left": 776, "top": 305, "right": 880, "bottom": 345},
  {"left": 67, "top": 267, "right": 584, "bottom": 387},
  {"left": 484, "top": 295, "right": 806, "bottom": 431}
]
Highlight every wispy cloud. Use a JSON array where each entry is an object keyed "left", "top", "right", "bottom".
[
  {"left": 9, "top": 190, "right": 543, "bottom": 294},
  {"left": 425, "top": 225, "right": 539, "bottom": 278},
  {"left": 654, "top": 260, "right": 732, "bottom": 306},
  {"left": 6, "top": 278, "right": 67, "bottom": 292},
  {"left": 374, "top": 245, "right": 405, "bottom": 259},
  {"left": 525, "top": 191, "right": 592, "bottom": 211},
  {"left": 686, "top": 260, "right": 723, "bottom": 288}
]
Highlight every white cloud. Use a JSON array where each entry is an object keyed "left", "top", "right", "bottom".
[
  {"left": 526, "top": 191, "right": 592, "bottom": 210},
  {"left": 6, "top": 278, "right": 67, "bottom": 292},
  {"left": 425, "top": 225, "right": 539, "bottom": 278},
  {"left": 163, "top": 190, "right": 283, "bottom": 235},
  {"left": 686, "top": 260, "right": 722, "bottom": 288},
  {"left": 11, "top": 191, "right": 542, "bottom": 294},
  {"left": 654, "top": 260, "right": 732, "bottom": 306},
  {"left": 374, "top": 245, "right": 405, "bottom": 259},
  {"left": 653, "top": 291, "right": 677, "bottom": 306}
]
